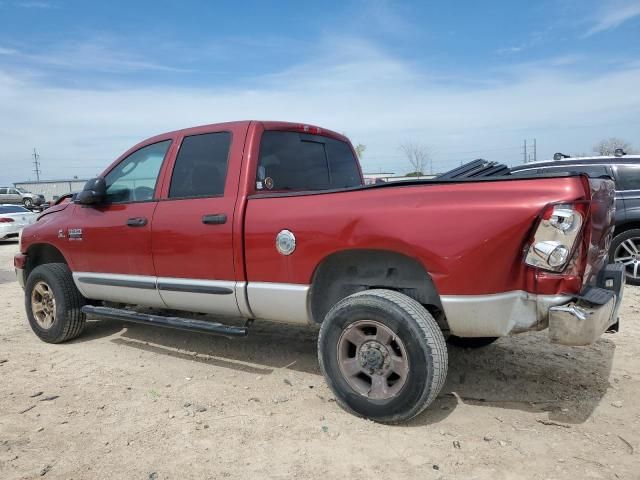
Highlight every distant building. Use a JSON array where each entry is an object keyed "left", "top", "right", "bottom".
[{"left": 14, "top": 179, "right": 89, "bottom": 202}]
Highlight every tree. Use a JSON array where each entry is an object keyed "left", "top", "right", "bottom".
[
  {"left": 354, "top": 143, "right": 366, "bottom": 159},
  {"left": 400, "top": 142, "right": 431, "bottom": 176},
  {"left": 593, "top": 137, "right": 636, "bottom": 156}
]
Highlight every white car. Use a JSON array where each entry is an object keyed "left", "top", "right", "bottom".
[{"left": 0, "top": 205, "right": 38, "bottom": 240}]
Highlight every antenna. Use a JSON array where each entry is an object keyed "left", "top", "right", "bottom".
[{"left": 32, "top": 148, "right": 41, "bottom": 181}]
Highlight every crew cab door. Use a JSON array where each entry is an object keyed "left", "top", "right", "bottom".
[
  {"left": 68, "top": 139, "right": 174, "bottom": 308},
  {"left": 151, "top": 124, "right": 247, "bottom": 316}
]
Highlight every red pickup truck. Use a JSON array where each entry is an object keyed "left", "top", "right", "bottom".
[{"left": 15, "top": 121, "right": 624, "bottom": 423}]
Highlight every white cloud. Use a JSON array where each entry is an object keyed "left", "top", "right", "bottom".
[
  {"left": 0, "top": 41, "right": 191, "bottom": 74},
  {"left": 0, "top": 40, "right": 639, "bottom": 183},
  {"left": 586, "top": 0, "right": 640, "bottom": 35}
]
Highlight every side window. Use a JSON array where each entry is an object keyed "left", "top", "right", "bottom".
[
  {"left": 0, "top": 188, "right": 7, "bottom": 194},
  {"left": 616, "top": 165, "right": 640, "bottom": 190},
  {"left": 8, "top": 188, "right": 19, "bottom": 194},
  {"left": 539, "top": 165, "right": 609, "bottom": 177},
  {"left": 105, "top": 140, "right": 171, "bottom": 204},
  {"left": 169, "top": 132, "right": 231, "bottom": 198},
  {"left": 256, "top": 131, "right": 361, "bottom": 191},
  {"left": 510, "top": 168, "right": 540, "bottom": 177}
]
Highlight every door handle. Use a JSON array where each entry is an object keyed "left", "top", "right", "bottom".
[
  {"left": 126, "top": 217, "right": 148, "bottom": 227},
  {"left": 202, "top": 213, "right": 227, "bottom": 225}
]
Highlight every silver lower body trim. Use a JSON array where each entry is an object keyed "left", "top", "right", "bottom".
[
  {"left": 72, "top": 272, "right": 312, "bottom": 324},
  {"left": 157, "top": 277, "right": 240, "bottom": 317},
  {"left": 73, "top": 272, "right": 167, "bottom": 309},
  {"left": 246, "top": 282, "right": 312, "bottom": 325},
  {"left": 441, "top": 290, "right": 572, "bottom": 338}
]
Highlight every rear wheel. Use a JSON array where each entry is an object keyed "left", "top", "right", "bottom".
[
  {"left": 318, "top": 289, "right": 448, "bottom": 424},
  {"left": 25, "top": 263, "right": 86, "bottom": 343},
  {"left": 611, "top": 229, "right": 640, "bottom": 286},
  {"left": 447, "top": 335, "right": 499, "bottom": 348}
]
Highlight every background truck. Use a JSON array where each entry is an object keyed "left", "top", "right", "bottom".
[{"left": 14, "top": 121, "right": 624, "bottom": 423}]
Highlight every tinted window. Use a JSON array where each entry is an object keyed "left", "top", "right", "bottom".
[
  {"left": 535, "top": 165, "right": 609, "bottom": 178},
  {"left": 0, "top": 188, "right": 7, "bottom": 194},
  {"left": 8, "top": 188, "right": 19, "bottom": 194},
  {"left": 257, "top": 131, "right": 361, "bottom": 191},
  {"left": 0, "top": 205, "right": 29, "bottom": 213},
  {"left": 616, "top": 165, "right": 640, "bottom": 190},
  {"left": 105, "top": 140, "right": 171, "bottom": 203},
  {"left": 510, "top": 168, "right": 541, "bottom": 177},
  {"left": 326, "top": 139, "right": 362, "bottom": 188},
  {"left": 169, "top": 132, "right": 231, "bottom": 198}
]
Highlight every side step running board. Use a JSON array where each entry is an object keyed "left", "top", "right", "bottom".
[{"left": 81, "top": 305, "right": 248, "bottom": 337}]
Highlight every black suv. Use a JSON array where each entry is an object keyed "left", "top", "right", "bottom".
[{"left": 511, "top": 154, "right": 640, "bottom": 285}]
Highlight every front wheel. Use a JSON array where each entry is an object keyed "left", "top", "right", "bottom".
[
  {"left": 318, "top": 289, "right": 448, "bottom": 424},
  {"left": 610, "top": 229, "right": 640, "bottom": 286},
  {"left": 25, "top": 263, "right": 86, "bottom": 343},
  {"left": 22, "top": 198, "right": 33, "bottom": 209}
]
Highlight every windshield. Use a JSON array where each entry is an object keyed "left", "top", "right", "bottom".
[
  {"left": 16, "top": 187, "right": 30, "bottom": 193},
  {"left": 0, "top": 205, "right": 30, "bottom": 213}
]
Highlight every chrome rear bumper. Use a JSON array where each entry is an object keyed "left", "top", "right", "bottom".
[{"left": 549, "top": 264, "right": 625, "bottom": 346}]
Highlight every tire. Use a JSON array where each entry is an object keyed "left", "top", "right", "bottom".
[
  {"left": 23, "top": 198, "right": 33, "bottom": 209},
  {"left": 610, "top": 229, "right": 640, "bottom": 286},
  {"left": 318, "top": 289, "right": 448, "bottom": 424},
  {"left": 25, "top": 263, "right": 86, "bottom": 343},
  {"left": 447, "top": 335, "right": 499, "bottom": 348}
]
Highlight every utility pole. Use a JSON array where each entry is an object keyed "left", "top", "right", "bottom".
[
  {"left": 533, "top": 138, "right": 537, "bottom": 162},
  {"left": 32, "top": 148, "right": 41, "bottom": 181},
  {"left": 523, "top": 140, "right": 527, "bottom": 163}
]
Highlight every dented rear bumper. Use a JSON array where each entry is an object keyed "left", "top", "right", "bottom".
[{"left": 549, "top": 263, "right": 625, "bottom": 346}]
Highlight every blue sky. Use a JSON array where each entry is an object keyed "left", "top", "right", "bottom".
[{"left": 0, "top": 0, "right": 639, "bottom": 183}]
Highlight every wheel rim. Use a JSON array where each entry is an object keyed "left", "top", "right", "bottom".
[
  {"left": 24, "top": 199, "right": 32, "bottom": 207},
  {"left": 337, "top": 320, "right": 409, "bottom": 400},
  {"left": 31, "top": 281, "right": 56, "bottom": 329},
  {"left": 614, "top": 237, "right": 640, "bottom": 281}
]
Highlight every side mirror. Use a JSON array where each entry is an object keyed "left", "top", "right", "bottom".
[{"left": 75, "top": 177, "right": 107, "bottom": 205}]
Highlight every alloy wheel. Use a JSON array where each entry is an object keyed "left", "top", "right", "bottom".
[
  {"left": 31, "top": 281, "right": 56, "bottom": 329},
  {"left": 614, "top": 237, "right": 640, "bottom": 281},
  {"left": 337, "top": 320, "right": 409, "bottom": 400}
]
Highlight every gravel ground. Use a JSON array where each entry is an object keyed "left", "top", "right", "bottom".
[{"left": 0, "top": 240, "right": 638, "bottom": 480}]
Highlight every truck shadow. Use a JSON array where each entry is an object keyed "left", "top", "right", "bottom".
[
  {"left": 78, "top": 318, "right": 615, "bottom": 425},
  {"left": 412, "top": 332, "right": 615, "bottom": 426}
]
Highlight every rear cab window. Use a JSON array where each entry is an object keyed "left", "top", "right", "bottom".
[{"left": 256, "top": 131, "right": 361, "bottom": 192}]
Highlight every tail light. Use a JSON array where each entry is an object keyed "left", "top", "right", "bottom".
[
  {"left": 525, "top": 203, "right": 586, "bottom": 272},
  {"left": 0, "top": 217, "right": 15, "bottom": 223}
]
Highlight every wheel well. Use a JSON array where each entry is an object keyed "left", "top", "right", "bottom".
[
  {"left": 25, "top": 244, "right": 67, "bottom": 280},
  {"left": 614, "top": 222, "right": 640, "bottom": 237},
  {"left": 309, "top": 249, "right": 447, "bottom": 330}
]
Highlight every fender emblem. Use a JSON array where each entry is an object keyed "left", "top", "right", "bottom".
[{"left": 68, "top": 228, "right": 83, "bottom": 241}]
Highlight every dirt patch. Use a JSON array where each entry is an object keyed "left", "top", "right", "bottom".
[{"left": 0, "top": 241, "right": 638, "bottom": 479}]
